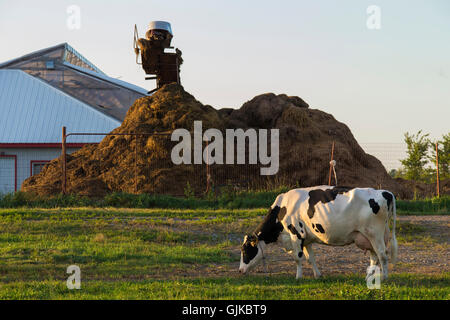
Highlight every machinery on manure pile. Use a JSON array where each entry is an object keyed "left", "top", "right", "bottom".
[{"left": 133, "top": 21, "right": 183, "bottom": 94}]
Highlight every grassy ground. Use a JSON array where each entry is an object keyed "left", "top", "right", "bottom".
[
  {"left": 1, "top": 274, "right": 448, "bottom": 300},
  {"left": 0, "top": 207, "right": 448, "bottom": 300}
]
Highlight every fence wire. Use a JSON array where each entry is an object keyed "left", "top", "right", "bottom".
[
  {"left": 58, "top": 133, "right": 412, "bottom": 197},
  {"left": 1, "top": 132, "right": 444, "bottom": 199}
]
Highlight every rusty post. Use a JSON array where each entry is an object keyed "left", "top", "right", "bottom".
[
  {"left": 436, "top": 142, "right": 440, "bottom": 198},
  {"left": 135, "top": 134, "right": 138, "bottom": 194},
  {"left": 62, "top": 126, "right": 67, "bottom": 195},
  {"left": 205, "top": 140, "right": 210, "bottom": 193},
  {"left": 328, "top": 141, "right": 335, "bottom": 186}
]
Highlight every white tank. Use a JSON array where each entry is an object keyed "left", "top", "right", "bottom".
[{"left": 148, "top": 21, "right": 173, "bottom": 35}]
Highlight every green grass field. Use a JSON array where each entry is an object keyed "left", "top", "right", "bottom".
[
  {"left": 0, "top": 207, "right": 448, "bottom": 300},
  {"left": 2, "top": 274, "right": 448, "bottom": 300}
]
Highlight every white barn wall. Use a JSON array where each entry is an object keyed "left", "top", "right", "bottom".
[{"left": 0, "top": 147, "right": 78, "bottom": 194}]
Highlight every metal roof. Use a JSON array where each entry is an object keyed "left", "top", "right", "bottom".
[
  {"left": 63, "top": 43, "right": 106, "bottom": 75},
  {"left": 0, "top": 43, "right": 148, "bottom": 121},
  {"left": 0, "top": 70, "right": 121, "bottom": 144},
  {"left": 62, "top": 62, "right": 148, "bottom": 96},
  {"left": 0, "top": 43, "right": 106, "bottom": 75}
]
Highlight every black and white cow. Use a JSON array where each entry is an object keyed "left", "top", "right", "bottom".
[{"left": 239, "top": 186, "right": 397, "bottom": 280}]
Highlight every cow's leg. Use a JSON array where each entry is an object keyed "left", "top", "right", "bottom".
[
  {"left": 303, "top": 244, "right": 321, "bottom": 278},
  {"left": 288, "top": 237, "right": 304, "bottom": 279},
  {"left": 286, "top": 223, "right": 305, "bottom": 279},
  {"left": 365, "top": 250, "right": 380, "bottom": 282},
  {"left": 286, "top": 233, "right": 303, "bottom": 279},
  {"left": 369, "top": 250, "right": 379, "bottom": 266},
  {"left": 367, "top": 234, "right": 389, "bottom": 280}
]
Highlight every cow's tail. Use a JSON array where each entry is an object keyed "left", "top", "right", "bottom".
[{"left": 389, "top": 195, "right": 398, "bottom": 265}]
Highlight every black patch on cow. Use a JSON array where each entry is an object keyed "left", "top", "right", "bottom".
[
  {"left": 241, "top": 235, "right": 259, "bottom": 264},
  {"left": 286, "top": 223, "right": 304, "bottom": 259},
  {"left": 253, "top": 206, "right": 284, "bottom": 244},
  {"left": 368, "top": 199, "right": 380, "bottom": 214},
  {"left": 382, "top": 191, "right": 393, "bottom": 211},
  {"left": 314, "top": 223, "right": 325, "bottom": 233},
  {"left": 278, "top": 206, "right": 287, "bottom": 221},
  {"left": 299, "top": 238, "right": 304, "bottom": 258},
  {"left": 307, "top": 186, "right": 353, "bottom": 218},
  {"left": 299, "top": 221, "right": 303, "bottom": 228},
  {"left": 287, "top": 224, "right": 302, "bottom": 240}
]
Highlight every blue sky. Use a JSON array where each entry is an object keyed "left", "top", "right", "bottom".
[{"left": 0, "top": 0, "right": 449, "bottom": 144}]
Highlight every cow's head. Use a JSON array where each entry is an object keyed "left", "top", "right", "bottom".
[{"left": 239, "top": 234, "right": 263, "bottom": 274}]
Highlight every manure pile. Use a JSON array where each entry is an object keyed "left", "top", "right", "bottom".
[{"left": 22, "top": 84, "right": 412, "bottom": 198}]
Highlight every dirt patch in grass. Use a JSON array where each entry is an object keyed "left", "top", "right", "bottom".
[
  {"left": 152, "top": 215, "right": 449, "bottom": 280},
  {"left": 1, "top": 209, "right": 448, "bottom": 283}
]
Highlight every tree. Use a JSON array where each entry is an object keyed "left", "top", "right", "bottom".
[
  {"left": 429, "top": 132, "right": 450, "bottom": 180},
  {"left": 388, "top": 169, "right": 397, "bottom": 178},
  {"left": 400, "top": 130, "right": 430, "bottom": 181},
  {"left": 389, "top": 168, "right": 405, "bottom": 179}
]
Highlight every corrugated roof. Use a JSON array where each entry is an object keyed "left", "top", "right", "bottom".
[
  {"left": 62, "top": 43, "right": 106, "bottom": 75},
  {"left": 62, "top": 62, "right": 148, "bottom": 96},
  {"left": 0, "top": 43, "right": 148, "bottom": 121},
  {"left": 0, "top": 43, "right": 106, "bottom": 75},
  {"left": 0, "top": 70, "right": 120, "bottom": 144}
]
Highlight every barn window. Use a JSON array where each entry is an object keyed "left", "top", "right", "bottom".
[
  {"left": 45, "top": 60, "right": 55, "bottom": 69},
  {"left": 31, "top": 161, "right": 50, "bottom": 176}
]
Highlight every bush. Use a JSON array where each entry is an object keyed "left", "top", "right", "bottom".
[
  {"left": 396, "top": 196, "right": 449, "bottom": 214},
  {"left": 0, "top": 190, "right": 448, "bottom": 213},
  {"left": 0, "top": 192, "right": 96, "bottom": 208}
]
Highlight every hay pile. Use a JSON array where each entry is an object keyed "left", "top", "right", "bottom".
[{"left": 22, "top": 83, "right": 411, "bottom": 197}]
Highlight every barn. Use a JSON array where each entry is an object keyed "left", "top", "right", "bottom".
[{"left": 0, "top": 43, "right": 147, "bottom": 194}]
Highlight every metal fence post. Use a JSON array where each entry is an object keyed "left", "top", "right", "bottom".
[
  {"left": 328, "top": 141, "right": 335, "bottom": 186},
  {"left": 436, "top": 142, "right": 440, "bottom": 198},
  {"left": 206, "top": 140, "right": 210, "bottom": 193},
  {"left": 135, "top": 134, "right": 138, "bottom": 194},
  {"left": 62, "top": 126, "right": 67, "bottom": 195}
]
